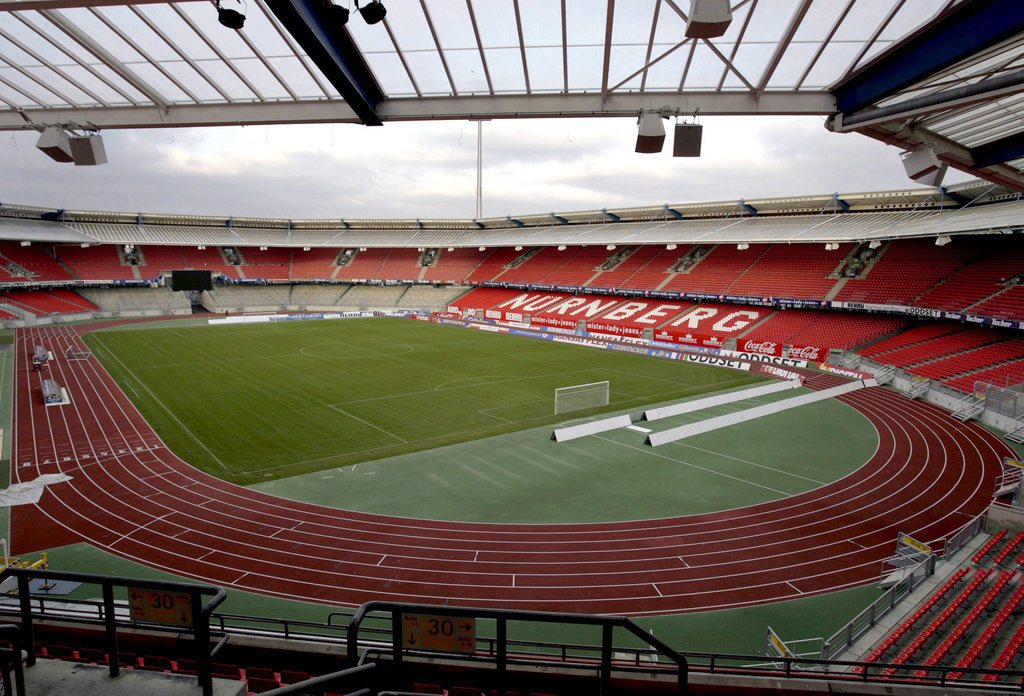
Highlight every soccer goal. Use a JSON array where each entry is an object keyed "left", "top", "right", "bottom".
[{"left": 554, "top": 380, "right": 610, "bottom": 415}]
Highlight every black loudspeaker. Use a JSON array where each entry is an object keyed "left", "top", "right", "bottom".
[
  {"left": 69, "top": 135, "right": 107, "bottom": 166},
  {"left": 673, "top": 124, "right": 703, "bottom": 157},
  {"left": 686, "top": 0, "right": 733, "bottom": 39}
]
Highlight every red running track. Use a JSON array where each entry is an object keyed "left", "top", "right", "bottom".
[{"left": 9, "top": 321, "right": 1014, "bottom": 616}]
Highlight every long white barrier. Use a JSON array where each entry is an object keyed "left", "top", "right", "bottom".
[
  {"left": 646, "top": 379, "right": 876, "bottom": 447},
  {"left": 643, "top": 379, "right": 802, "bottom": 422},
  {"left": 552, "top": 414, "right": 633, "bottom": 443}
]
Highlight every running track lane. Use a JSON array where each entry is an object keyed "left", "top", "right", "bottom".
[{"left": 8, "top": 322, "right": 1014, "bottom": 616}]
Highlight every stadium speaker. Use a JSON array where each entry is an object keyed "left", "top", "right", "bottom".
[
  {"left": 69, "top": 135, "right": 107, "bottom": 166},
  {"left": 901, "top": 147, "right": 946, "bottom": 187},
  {"left": 36, "top": 127, "right": 73, "bottom": 163},
  {"left": 686, "top": 0, "right": 733, "bottom": 39},
  {"left": 672, "top": 123, "right": 702, "bottom": 157},
  {"left": 635, "top": 113, "right": 666, "bottom": 154}
]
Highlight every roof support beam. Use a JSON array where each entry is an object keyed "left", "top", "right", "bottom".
[
  {"left": 829, "top": 68, "right": 1024, "bottom": 132},
  {"left": 0, "top": 91, "right": 836, "bottom": 130},
  {"left": 265, "top": 0, "right": 384, "bottom": 125},
  {"left": 832, "top": 0, "right": 1024, "bottom": 114},
  {"left": 970, "top": 131, "right": 1024, "bottom": 169}
]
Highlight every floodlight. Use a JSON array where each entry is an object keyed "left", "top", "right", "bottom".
[
  {"left": 303, "top": 246, "right": 311, "bottom": 251},
  {"left": 635, "top": 113, "right": 665, "bottom": 153},
  {"left": 447, "top": 247, "right": 454, "bottom": 252},
  {"left": 824, "top": 242, "right": 839, "bottom": 251},
  {"left": 197, "top": 245, "right": 206, "bottom": 250},
  {"left": 666, "top": 243, "right": 677, "bottom": 250},
  {"left": 20, "top": 241, "right": 30, "bottom": 247},
  {"left": 216, "top": 0, "right": 246, "bottom": 29},
  {"left": 514, "top": 245, "right": 523, "bottom": 251},
  {"left": 686, "top": 0, "right": 732, "bottom": 39},
  {"left": 356, "top": 0, "right": 386, "bottom": 24},
  {"left": 259, "top": 245, "right": 267, "bottom": 251},
  {"left": 868, "top": 240, "right": 882, "bottom": 249},
  {"left": 606, "top": 244, "right": 616, "bottom": 251},
  {"left": 737, "top": 243, "right": 749, "bottom": 250},
  {"left": 80, "top": 243, "right": 90, "bottom": 248},
  {"left": 935, "top": 235, "right": 952, "bottom": 247},
  {"left": 557, "top": 244, "right": 567, "bottom": 251}
]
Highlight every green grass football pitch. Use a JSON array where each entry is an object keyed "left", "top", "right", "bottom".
[{"left": 84, "top": 318, "right": 766, "bottom": 485}]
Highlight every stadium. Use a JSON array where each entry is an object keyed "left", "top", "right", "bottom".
[{"left": 2, "top": 0, "right": 1024, "bottom": 695}]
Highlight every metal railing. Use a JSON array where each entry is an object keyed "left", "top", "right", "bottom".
[
  {"left": 822, "top": 555, "right": 936, "bottom": 660},
  {"left": 347, "top": 601, "right": 688, "bottom": 695},
  {"left": 0, "top": 567, "right": 226, "bottom": 696}
]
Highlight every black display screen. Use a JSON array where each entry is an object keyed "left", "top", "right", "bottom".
[{"left": 170, "top": 270, "right": 213, "bottom": 291}]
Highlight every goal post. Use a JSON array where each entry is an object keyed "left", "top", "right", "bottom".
[{"left": 554, "top": 380, "right": 610, "bottom": 415}]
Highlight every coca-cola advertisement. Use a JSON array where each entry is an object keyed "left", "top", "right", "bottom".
[
  {"left": 741, "top": 339, "right": 782, "bottom": 356},
  {"left": 788, "top": 344, "right": 826, "bottom": 361}
]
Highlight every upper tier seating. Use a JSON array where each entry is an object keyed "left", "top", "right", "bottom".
[
  {"left": 422, "top": 248, "right": 487, "bottom": 283},
  {"left": 238, "top": 247, "right": 292, "bottom": 280},
  {"left": 333, "top": 248, "right": 390, "bottom": 281},
  {"left": 498, "top": 246, "right": 592, "bottom": 285},
  {"left": 661, "top": 244, "right": 760, "bottom": 294},
  {"left": 0, "top": 242, "right": 72, "bottom": 281},
  {"left": 55, "top": 244, "right": 136, "bottom": 280},
  {"left": 914, "top": 237, "right": 1024, "bottom": 313},
  {"left": 834, "top": 238, "right": 977, "bottom": 306},
  {"left": 588, "top": 245, "right": 674, "bottom": 290},
  {"left": 726, "top": 243, "right": 849, "bottom": 300}
]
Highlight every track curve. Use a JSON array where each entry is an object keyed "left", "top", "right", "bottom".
[{"left": 10, "top": 321, "right": 1013, "bottom": 615}]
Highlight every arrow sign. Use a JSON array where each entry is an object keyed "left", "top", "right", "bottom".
[{"left": 402, "top": 613, "right": 475, "bottom": 654}]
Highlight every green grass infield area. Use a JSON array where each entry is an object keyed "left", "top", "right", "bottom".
[{"left": 85, "top": 317, "right": 767, "bottom": 485}]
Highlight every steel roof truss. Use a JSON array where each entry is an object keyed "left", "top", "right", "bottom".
[
  {"left": 415, "top": 1, "right": 452, "bottom": 96},
  {"left": 14, "top": 12, "right": 138, "bottom": 105},
  {"left": 88, "top": 7, "right": 200, "bottom": 103},
  {"left": 129, "top": 5, "right": 232, "bottom": 102},
  {"left": 0, "top": 25, "right": 108, "bottom": 105},
  {"left": 40, "top": 8, "right": 170, "bottom": 110},
  {"left": 171, "top": 3, "right": 265, "bottom": 100},
  {"left": 0, "top": 49, "right": 77, "bottom": 105},
  {"left": 255, "top": 0, "right": 331, "bottom": 98},
  {"left": 465, "top": 0, "right": 493, "bottom": 95}
]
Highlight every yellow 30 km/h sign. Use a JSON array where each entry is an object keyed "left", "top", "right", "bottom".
[
  {"left": 402, "top": 613, "right": 475, "bottom": 654},
  {"left": 128, "top": 587, "right": 194, "bottom": 627}
]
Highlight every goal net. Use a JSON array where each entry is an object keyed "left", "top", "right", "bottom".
[{"left": 554, "top": 381, "right": 609, "bottom": 415}]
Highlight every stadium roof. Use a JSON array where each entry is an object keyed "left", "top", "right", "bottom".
[
  {"left": 2, "top": 178, "right": 1022, "bottom": 247},
  {"left": 2, "top": 0, "right": 1024, "bottom": 189}
]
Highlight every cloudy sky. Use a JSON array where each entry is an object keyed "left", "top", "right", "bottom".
[{"left": 2, "top": 115, "right": 970, "bottom": 220}]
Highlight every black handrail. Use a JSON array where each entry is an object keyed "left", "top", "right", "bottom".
[
  {"left": 0, "top": 566, "right": 226, "bottom": 696},
  {"left": 346, "top": 601, "right": 688, "bottom": 695},
  {"left": 258, "top": 662, "right": 376, "bottom": 695},
  {"left": 0, "top": 624, "right": 26, "bottom": 696}
]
